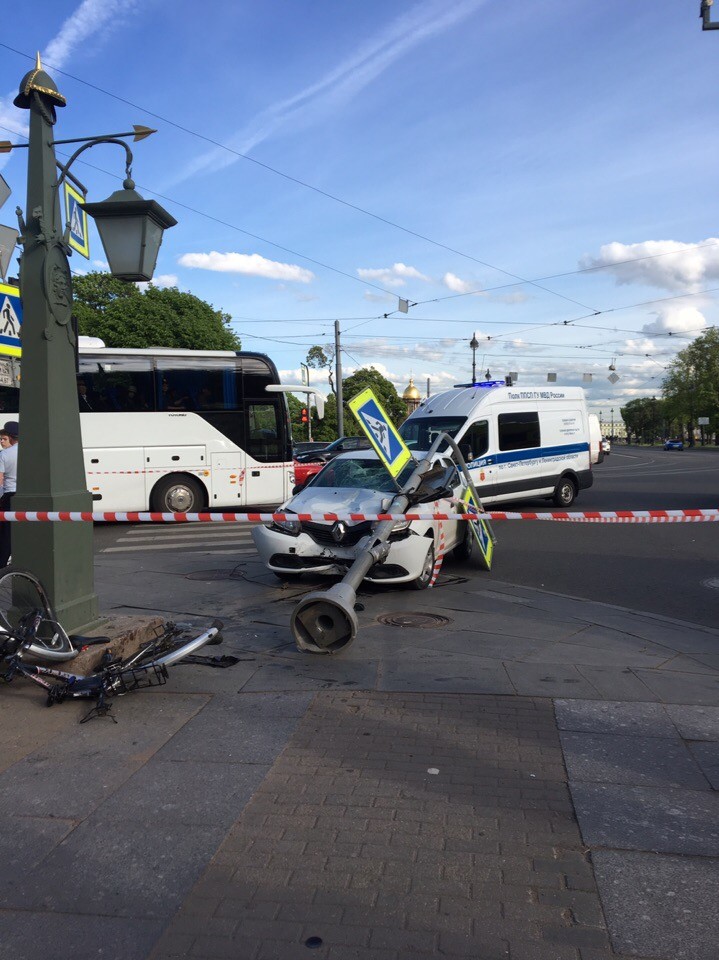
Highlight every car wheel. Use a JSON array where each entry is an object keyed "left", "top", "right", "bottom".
[
  {"left": 452, "top": 521, "right": 474, "bottom": 561},
  {"left": 553, "top": 477, "right": 576, "bottom": 508},
  {"left": 409, "top": 540, "right": 435, "bottom": 590},
  {"left": 150, "top": 475, "right": 205, "bottom": 512}
]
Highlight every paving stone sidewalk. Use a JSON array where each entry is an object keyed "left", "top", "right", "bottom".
[{"left": 151, "top": 692, "right": 619, "bottom": 960}]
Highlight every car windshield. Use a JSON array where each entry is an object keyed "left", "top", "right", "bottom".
[
  {"left": 309, "top": 457, "right": 415, "bottom": 491},
  {"left": 400, "top": 416, "right": 466, "bottom": 450}
]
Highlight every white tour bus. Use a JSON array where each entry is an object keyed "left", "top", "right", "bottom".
[
  {"left": 0, "top": 343, "right": 294, "bottom": 512},
  {"left": 400, "top": 381, "right": 593, "bottom": 507}
]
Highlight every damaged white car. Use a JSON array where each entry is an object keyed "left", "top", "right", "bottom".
[{"left": 251, "top": 451, "right": 475, "bottom": 589}]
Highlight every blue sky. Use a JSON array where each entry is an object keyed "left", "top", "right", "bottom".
[{"left": 1, "top": 0, "right": 718, "bottom": 421}]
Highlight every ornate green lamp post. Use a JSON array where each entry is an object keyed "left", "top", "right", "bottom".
[{"left": 5, "top": 56, "right": 175, "bottom": 630}]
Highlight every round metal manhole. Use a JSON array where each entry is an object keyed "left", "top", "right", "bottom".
[{"left": 376, "top": 612, "right": 452, "bottom": 629}]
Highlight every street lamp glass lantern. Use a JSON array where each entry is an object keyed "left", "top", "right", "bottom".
[{"left": 81, "top": 180, "right": 177, "bottom": 282}]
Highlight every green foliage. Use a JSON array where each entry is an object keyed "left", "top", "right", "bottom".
[
  {"left": 620, "top": 397, "right": 664, "bottom": 442},
  {"left": 73, "top": 272, "right": 241, "bottom": 350},
  {"left": 661, "top": 328, "right": 719, "bottom": 442},
  {"left": 343, "top": 367, "right": 406, "bottom": 427}
]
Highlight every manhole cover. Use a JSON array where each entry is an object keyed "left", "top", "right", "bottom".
[
  {"left": 703, "top": 578, "right": 719, "bottom": 592},
  {"left": 376, "top": 612, "right": 452, "bottom": 628}
]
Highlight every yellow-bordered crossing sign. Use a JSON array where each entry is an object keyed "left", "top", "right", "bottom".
[
  {"left": 64, "top": 182, "right": 90, "bottom": 259},
  {"left": 461, "top": 486, "right": 494, "bottom": 570},
  {"left": 348, "top": 387, "right": 412, "bottom": 478}
]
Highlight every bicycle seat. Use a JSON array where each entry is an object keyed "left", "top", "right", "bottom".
[{"left": 69, "top": 634, "right": 112, "bottom": 648}]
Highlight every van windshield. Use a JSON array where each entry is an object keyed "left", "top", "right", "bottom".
[{"left": 400, "top": 416, "right": 466, "bottom": 451}]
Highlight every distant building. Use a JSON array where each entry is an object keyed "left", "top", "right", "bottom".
[{"left": 403, "top": 376, "right": 421, "bottom": 417}]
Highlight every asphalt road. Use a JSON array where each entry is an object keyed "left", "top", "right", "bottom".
[
  {"left": 491, "top": 445, "right": 719, "bottom": 629},
  {"left": 93, "top": 445, "right": 719, "bottom": 629}
]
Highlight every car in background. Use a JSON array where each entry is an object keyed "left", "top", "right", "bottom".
[
  {"left": 253, "top": 451, "right": 475, "bottom": 589},
  {"left": 293, "top": 458, "right": 325, "bottom": 487},
  {"left": 601, "top": 438, "right": 610, "bottom": 455},
  {"left": 293, "top": 441, "right": 328, "bottom": 457},
  {"left": 294, "top": 435, "right": 371, "bottom": 464},
  {"left": 664, "top": 438, "right": 684, "bottom": 451}
]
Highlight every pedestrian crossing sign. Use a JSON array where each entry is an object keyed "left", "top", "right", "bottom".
[
  {"left": 460, "top": 486, "right": 494, "bottom": 570},
  {"left": 64, "top": 182, "right": 90, "bottom": 259},
  {"left": 0, "top": 282, "right": 22, "bottom": 358},
  {"left": 348, "top": 387, "right": 412, "bottom": 478}
]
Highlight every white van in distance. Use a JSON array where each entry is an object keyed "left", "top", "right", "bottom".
[{"left": 400, "top": 381, "right": 593, "bottom": 507}]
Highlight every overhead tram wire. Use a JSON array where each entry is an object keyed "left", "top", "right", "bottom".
[
  {"left": 0, "top": 124, "right": 402, "bottom": 303},
  {"left": 0, "top": 42, "right": 616, "bottom": 317},
  {"left": 3, "top": 45, "right": 719, "bottom": 324}
]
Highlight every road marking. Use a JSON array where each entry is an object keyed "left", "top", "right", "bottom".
[{"left": 102, "top": 543, "right": 257, "bottom": 554}]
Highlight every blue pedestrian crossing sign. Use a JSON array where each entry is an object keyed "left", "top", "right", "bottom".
[
  {"left": 348, "top": 387, "right": 412, "bottom": 478},
  {"left": 0, "top": 282, "right": 21, "bottom": 358},
  {"left": 64, "top": 182, "right": 90, "bottom": 259},
  {"left": 460, "top": 486, "right": 494, "bottom": 570}
]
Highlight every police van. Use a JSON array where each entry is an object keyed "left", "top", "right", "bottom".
[{"left": 399, "top": 380, "right": 593, "bottom": 507}]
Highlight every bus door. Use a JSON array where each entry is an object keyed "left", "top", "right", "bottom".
[{"left": 243, "top": 400, "right": 291, "bottom": 505}]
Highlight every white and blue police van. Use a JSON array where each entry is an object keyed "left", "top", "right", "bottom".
[{"left": 400, "top": 380, "right": 593, "bottom": 507}]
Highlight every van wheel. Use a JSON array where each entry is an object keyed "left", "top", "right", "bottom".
[
  {"left": 151, "top": 475, "right": 205, "bottom": 512},
  {"left": 452, "top": 522, "right": 474, "bottom": 561},
  {"left": 553, "top": 477, "right": 576, "bottom": 507},
  {"left": 410, "top": 542, "right": 435, "bottom": 590}
]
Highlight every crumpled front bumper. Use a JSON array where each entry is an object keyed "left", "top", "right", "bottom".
[{"left": 251, "top": 524, "right": 432, "bottom": 584}]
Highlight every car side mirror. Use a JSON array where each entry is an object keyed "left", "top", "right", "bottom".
[{"left": 292, "top": 483, "right": 305, "bottom": 495}]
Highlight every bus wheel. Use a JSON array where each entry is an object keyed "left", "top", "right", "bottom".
[
  {"left": 151, "top": 475, "right": 205, "bottom": 513},
  {"left": 553, "top": 477, "right": 576, "bottom": 507}
]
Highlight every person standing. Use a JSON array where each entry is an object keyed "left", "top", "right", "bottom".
[{"left": 0, "top": 421, "right": 19, "bottom": 568}]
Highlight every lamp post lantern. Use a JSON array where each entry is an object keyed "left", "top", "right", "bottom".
[{"left": 7, "top": 56, "right": 175, "bottom": 630}]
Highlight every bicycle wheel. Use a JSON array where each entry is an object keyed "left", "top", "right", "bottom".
[{"left": 0, "top": 567, "right": 74, "bottom": 661}]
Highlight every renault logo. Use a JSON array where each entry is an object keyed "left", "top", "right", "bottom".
[{"left": 332, "top": 521, "right": 347, "bottom": 543}]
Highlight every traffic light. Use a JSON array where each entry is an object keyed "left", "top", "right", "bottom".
[{"left": 301, "top": 407, "right": 308, "bottom": 423}]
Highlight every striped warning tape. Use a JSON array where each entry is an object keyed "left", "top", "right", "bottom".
[
  {"left": 0, "top": 509, "right": 716, "bottom": 523},
  {"left": 429, "top": 521, "right": 445, "bottom": 588}
]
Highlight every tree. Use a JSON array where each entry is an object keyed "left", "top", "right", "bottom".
[
  {"left": 662, "top": 328, "right": 719, "bottom": 445},
  {"left": 305, "top": 344, "right": 336, "bottom": 394},
  {"left": 73, "top": 272, "right": 241, "bottom": 350},
  {"left": 343, "top": 367, "right": 406, "bottom": 430},
  {"left": 620, "top": 397, "right": 664, "bottom": 443}
]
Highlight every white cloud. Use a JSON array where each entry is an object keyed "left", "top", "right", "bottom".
[
  {"left": 357, "top": 262, "right": 429, "bottom": 288},
  {"left": 363, "top": 291, "right": 395, "bottom": 303},
  {"left": 443, "top": 272, "right": 475, "bottom": 294},
  {"left": 168, "top": 0, "right": 489, "bottom": 186},
  {"left": 136, "top": 273, "right": 178, "bottom": 292},
  {"left": 581, "top": 238, "right": 719, "bottom": 292},
  {"left": 179, "top": 251, "right": 314, "bottom": 284},
  {"left": 640, "top": 304, "right": 707, "bottom": 337}
]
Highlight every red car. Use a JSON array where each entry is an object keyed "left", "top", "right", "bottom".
[{"left": 293, "top": 459, "right": 324, "bottom": 488}]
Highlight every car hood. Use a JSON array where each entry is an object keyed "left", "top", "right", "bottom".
[{"left": 287, "top": 486, "right": 392, "bottom": 518}]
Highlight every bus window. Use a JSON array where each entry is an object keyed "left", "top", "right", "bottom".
[
  {"left": 241, "top": 356, "right": 275, "bottom": 400},
  {"left": 155, "top": 358, "right": 240, "bottom": 412},
  {"left": 77, "top": 356, "right": 153, "bottom": 412}
]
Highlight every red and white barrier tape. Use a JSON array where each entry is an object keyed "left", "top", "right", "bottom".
[
  {"left": 0, "top": 509, "right": 716, "bottom": 523},
  {"left": 429, "top": 521, "right": 445, "bottom": 587}
]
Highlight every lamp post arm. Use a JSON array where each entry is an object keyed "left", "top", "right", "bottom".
[{"left": 54, "top": 137, "right": 134, "bottom": 194}]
